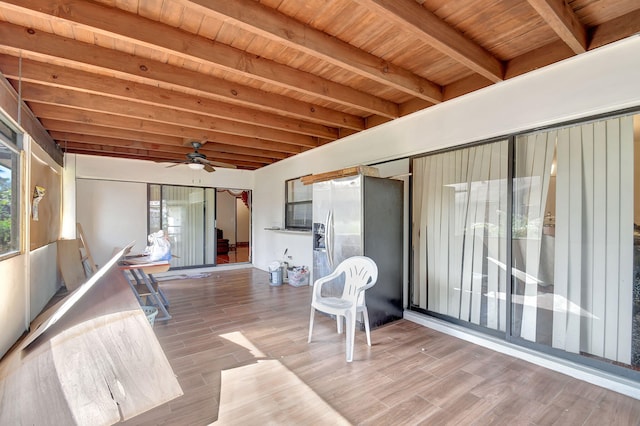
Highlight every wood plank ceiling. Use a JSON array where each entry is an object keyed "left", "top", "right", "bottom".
[{"left": 0, "top": 0, "right": 638, "bottom": 170}]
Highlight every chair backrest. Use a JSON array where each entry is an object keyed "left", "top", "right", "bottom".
[{"left": 335, "top": 256, "right": 378, "bottom": 305}]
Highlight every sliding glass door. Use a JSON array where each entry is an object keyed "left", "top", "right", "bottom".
[
  {"left": 411, "top": 111, "right": 640, "bottom": 375},
  {"left": 412, "top": 140, "right": 509, "bottom": 332},
  {"left": 512, "top": 115, "right": 637, "bottom": 367},
  {"left": 149, "top": 184, "right": 216, "bottom": 268}
]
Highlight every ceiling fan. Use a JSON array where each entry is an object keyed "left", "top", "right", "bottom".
[{"left": 166, "top": 141, "right": 237, "bottom": 173}]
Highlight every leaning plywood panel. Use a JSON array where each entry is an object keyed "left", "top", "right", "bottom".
[
  {"left": 57, "top": 238, "right": 87, "bottom": 292},
  {"left": 0, "top": 247, "right": 182, "bottom": 425}
]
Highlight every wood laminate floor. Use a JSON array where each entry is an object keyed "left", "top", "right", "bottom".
[
  {"left": 122, "top": 268, "right": 640, "bottom": 426},
  {"left": 216, "top": 245, "right": 250, "bottom": 265}
]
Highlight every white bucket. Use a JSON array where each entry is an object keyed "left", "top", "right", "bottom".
[{"left": 268, "top": 261, "right": 283, "bottom": 286}]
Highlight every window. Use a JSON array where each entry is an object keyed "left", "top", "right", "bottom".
[
  {"left": 512, "top": 114, "right": 639, "bottom": 368},
  {"left": 285, "top": 177, "right": 312, "bottom": 230},
  {"left": 0, "top": 118, "right": 20, "bottom": 258},
  {"left": 148, "top": 184, "right": 216, "bottom": 268},
  {"left": 411, "top": 110, "right": 640, "bottom": 378},
  {"left": 411, "top": 140, "right": 509, "bottom": 332}
]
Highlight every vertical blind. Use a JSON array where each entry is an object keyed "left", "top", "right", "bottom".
[
  {"left": 412, "top": 141, "right": 508, "bottom": 331},
  {"left": 149, "top": 185, "right": 216, "bottom": 268},
  {"left": 550, "top": 117, "right": 633, "bottom": 363},
  {"left": 512, "top": 131, "right": 556, "bottom": 342},
  {"left": 413, "top": 113, "right": 637, "bottom": 368}
]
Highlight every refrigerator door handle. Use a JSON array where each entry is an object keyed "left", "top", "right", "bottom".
[{"left": 326, "top": 209, "right": 334, "bottom": 268}]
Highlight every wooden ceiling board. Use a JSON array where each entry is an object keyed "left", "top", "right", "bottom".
[
  {"left": 138, "top": 0, "right": 164, "bottom": 21},
  {"left": 456, "top": 6, "right": 555, "bottom": 59},
  {"left": 306, "top": 0, "right": 354, "bottom": 30},
  {"left": 315, "top": 6, "right": 374, "bottom": 42},
  {"left": 260, "top": 0, "right": 286, "bottom": 9},
  {"left": 273, "top": 0, "right": 327, "bottom": 23},
  {"left": 0, "top": 0, "right": 638, "bottom": 168},
  {"left": 159, "top": 0, "right": 187, "bottom": 27},
  {"left": 260, "top": 45, "right": 408, "bottom": 108},
  {"left": 111, "top": 0, "right": 138, "bottom": 14},
  {"left": 0, "top": 6, "right": 53, "bottom": 34},
  {"left": 331, "top": 11, "right": 388, "bottom": 51},
  {"left": 194, "top": 14, "right": 224, "bottom": 40},
  {"left": 172, "top": 3, "right": 203, "bottom": 34},
  {"left": 570, "top": 0, "right": 640, "bottom": 26},
  {"left": 425, "top": 0, "right": 506, "bottom": 26},
  {"left": 419, "top": 0, "right": 466, "bottom": 19},
  {"left": 489, "top": 23, "right": 560, "bottom": 61},
  {"left": 414, "top": 60, "right": 475, "bottom": 88}
]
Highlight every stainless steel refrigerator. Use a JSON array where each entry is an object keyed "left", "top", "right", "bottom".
[{"left": 312, "top": 174, "right": 403, "bottom": 328}]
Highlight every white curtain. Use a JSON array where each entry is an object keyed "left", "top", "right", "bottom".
[
  {"left": 551, "top": 117, "right": 634, "bottom": 363},
  {"left": 163, "top": 186, "right": 206, "bottom": 267},
  {"left": 412, "top": 141, "right": 508, "bottom": 331},
  {"left": 513, "top": 132, "right": 556, "bottom": 341},
  {"left": 412, "top": 157, "right": 426, "bottom": 308}
]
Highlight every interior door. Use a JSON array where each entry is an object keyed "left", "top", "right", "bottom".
[{"left": 215, "top": 188, "right": 251, "bottom": 264}]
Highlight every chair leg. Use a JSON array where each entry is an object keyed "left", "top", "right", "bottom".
[
  {"left": 308, "top": 308, "right": 315, "bottom": 343},
  {"left": 336, "top": 315, "right": 343, "bottom": 334},
  {"left": 346, "top": 310, "right": 356, "bottom": 362},
  {"left": 362, "top": 306, "right": 371, "bottom": 346}
]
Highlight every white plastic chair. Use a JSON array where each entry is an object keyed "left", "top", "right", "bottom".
[{"left": 308, "top": 256, "right": 378, "bottom": 362}]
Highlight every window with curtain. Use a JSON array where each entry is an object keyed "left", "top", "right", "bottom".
[
  {"left": 411, "top": 112, "right": 640, "bottom": 375},
  {"left": 148, "top": 184, "right": 216, "bottom": 268},
  {"left": 512, "top": 114, "right": 638, "bottom": 368},
  {"left": 412, "top": 140, "right": 509, "bottom": 332}
]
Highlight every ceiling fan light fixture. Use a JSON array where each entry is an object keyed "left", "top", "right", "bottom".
[{"left": 187, "top": 162, "right": 205, "bottom": 170}]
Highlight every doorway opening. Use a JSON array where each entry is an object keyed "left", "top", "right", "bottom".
[{"left": 216, "top": 189, "right": 251, "bottom": 265}]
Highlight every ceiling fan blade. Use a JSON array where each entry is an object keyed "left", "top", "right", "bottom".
[
  {"left": 207, "top": 160, "right": 237, "bottom": 169},
  {"left": 203, "top": 164, "right": 216, "bottom": 173},
  {"left": 165, "top": 162, "right": 186, "bottom": 168}
]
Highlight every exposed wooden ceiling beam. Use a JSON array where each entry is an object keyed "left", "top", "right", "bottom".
[
  {"left": 20, "top": 83, "right": 317, "bottom": 146},
  {"left": 202, "top": 142, "right": 290, "bottom": 161},
  {"left": 185, "top": 0, "right": 443, "bottom": 103},
  {"left": 589, "top": 9, "right": 640, "bottom": 50},
  {"left": 0, "top": 21, "right": 364, "bottom": 130},
  {"left": 47, "top": 122, "right": 305, "bottom": 155},
  {"left": 62, "top": 140, "right": 273, "bottom": 166},
  {"left": 49, "top": 133, "right": 289, "bottom": 161},
  {"left": 442, "top": 75, "right": 493, "bottom": 102},
  {"left": 526, "top": 0, "right": 588, "bottom": 54},
  {"left": 0, "top": 0, "right": 635, "bottom": 171},
  {"left": 64, "top": 149, "right": 264, "bottom": 170},
  {"left": 0, "top": 55, "right": 340, "bottom": 140},
  {"left": 0, "top": 0, "right": 399, "bottom": 119},
  {"left": 30, "top": 103, "right": 317, "bottom": 149},
  {"left": 505, "top": 40, "right": 574, "bottom": 79},
  {"left": 353, "top": 0, "right": 504, "bottom": 83}
]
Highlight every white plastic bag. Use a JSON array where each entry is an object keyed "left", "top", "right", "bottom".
[
  {"left": 145, "top": 230, "right": 172, "bottom": 262},
  {"left": 288, "top": 266, "right": 309, "bottom": 287}
]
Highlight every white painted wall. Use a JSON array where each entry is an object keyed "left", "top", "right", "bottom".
[
  {"left": 28, "top": 140, "right": 64, "bottom": 320},
  {"left": 237, "top": 197, "right": 250, "bottom": 244},
  {"left": 76, "top": 179, "right": 148, "bottom": 267},
  {"left": 73, "top": 154, "right": 254, "bottom": 188},
  {"left": 0, "top": 254, "right": 27, "bottom": 357},
  {"left": 252, "top": 36, "right": 640, "bottom": 277},
  {"left": 0, "top": 134, "right": 63, "bottom": 358},
  {"left": 71, "top": 154, "right": 254, "bottom": 267},
  {"left": 216, "top": 190, "right": 236, "bottom": 244},
  {"left": 29, "top": 243, "right": 60, "bottom": 321}
]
